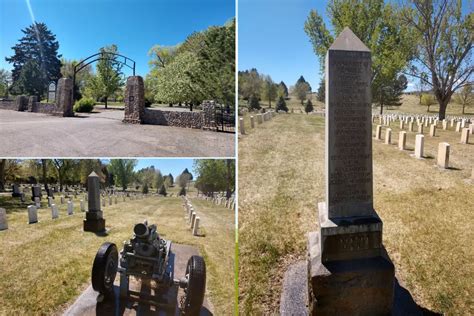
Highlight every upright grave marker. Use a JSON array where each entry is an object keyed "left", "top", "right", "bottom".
[
  {"left": 28, "top": 205, "right": 38, "bottom": 224},
  {"left": 307, "top": 28, "right": 394, "bottom": 314},
  {"left": 83, "top": 172, "right": 106, "bottom": 232},
  {"left": 0, "top": 208, "right": 8, "bottom": 230}
]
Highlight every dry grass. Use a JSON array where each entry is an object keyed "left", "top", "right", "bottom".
[
  {"left": 238, "top": 112, "right": 474, "bottom": 315},
  {"left": 0, "top": 190, "right": 234, "bottom": 315}
]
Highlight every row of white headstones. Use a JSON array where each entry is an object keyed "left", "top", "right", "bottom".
[
  {"left": 239, "top": 110, "right": 277, "bottom": 135},
  {"left": 183, "top": 196, "right": 201, "bottom": 236},
  {"left": 373, "top": 114, "right": 473, "bottom": 172},
  {"left": 198, "top": 193, "right": 236, "bottom": 211},
  {"left": 0, "top": 191, "right": 149, "bottom": 231}
]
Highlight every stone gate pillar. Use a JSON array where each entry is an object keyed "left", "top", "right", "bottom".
[
  {"left": 83, "top": 171, "right": 105, "bottom": 232},
  {"left": 15, "top": 95, "right": 28, "bottom": 111},
  {"left": 123, "top": 76, "right": 145, "bottom": 124},
  {"left": 56, "top": 78, "right": 74, "bottom": 117}
]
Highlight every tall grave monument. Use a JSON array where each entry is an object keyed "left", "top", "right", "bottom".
[
  {"left": 83, "top": 172, "right": 106, "bottom": 232},
  {"left": 307, "top": 28, "right": 394, "bottom": 314}
]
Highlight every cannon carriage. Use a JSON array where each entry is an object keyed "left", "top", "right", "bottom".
[{"left": 91, "top": 221, "right": 206, "bottom": 315}]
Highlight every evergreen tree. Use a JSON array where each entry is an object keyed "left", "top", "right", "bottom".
[
  {"left": 158, "top": 184, "right": 167, "bottom": 196},
  {"left": 279, "top": 81, "right": 289, "bottom": 98},
  {"left": 276, "top": 96, "right": 288, "bottom": 112},
  {"left": 142, "top": 183, "right": 149, "bottom": 194},
  {"left": 296, "top": 75, "right": 312, "bottom": 92},
  {"left": 249, "top": 94, "right": 261, "bottom": 111},
  {"left": 317, "top": 78, "right": 325, "bottom": 102},
  {"left": 6, "top": 22, "right": 61, "bottom": 96},
  {"left": 14, "top": 60, "right": 46, "bottom": 98},
  {"left": 305, "top": 99, "right": 314, "bottom": 114},
  {"left": 179, "top": 186, "right": 186, "bottom": 196},
  {"left": 373, "top": 75, "right": 408, "bottom": 114}
]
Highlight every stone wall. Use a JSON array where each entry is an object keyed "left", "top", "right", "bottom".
[
  {"left": 143, "top": 108, "right": 204, "bottom": 129},
  {"left": 0, "top": 100, "right": 18, "bottom": 111},
  {"left": 0, "top": 99, "right": 59, "bottom": 114}
]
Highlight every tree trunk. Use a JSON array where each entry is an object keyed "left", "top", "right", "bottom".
[
  {"left": 427, "top": 105, "right": 430, "bottom": 112},
  {"left": 269, "top": 99, "right": 271, "bottom": 108},
  {"left": 41, "top": 159, "right": 48, "bottom": 192},
  {"left": 0, "top": 159, "right": 6, "bottom": 192},
  {"left": 105, "top": 97, "right": 108, "bottom": 109},
  {"left": 462, "top": 104, "right": 465, "bottom": 114},
  {"left": 438, "top": 101, "right": 448, "bottom": 120},
  {"left": 379, "top": 103, "right": 383, "bottom": 115}
]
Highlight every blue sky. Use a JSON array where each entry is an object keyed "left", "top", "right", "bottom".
[
  {"left": 0, "top": 0, "right": 234, "bottom": 76},
  {"left": 100, "top": 159, "right": 196, "bottom": 178}
]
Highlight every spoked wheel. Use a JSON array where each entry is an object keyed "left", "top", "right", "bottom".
[
  {"left": 92, "top": 242, "right": 118, "bottom": 298},
  {"left": 182, "top": 255, "right": 206, "bottom": 315}
]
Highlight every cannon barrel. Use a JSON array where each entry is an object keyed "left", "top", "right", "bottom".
[{"left": 134, "top": 222, "right": 149, "bottom": 238}]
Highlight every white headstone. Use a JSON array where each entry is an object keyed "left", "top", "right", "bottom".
[
  {"left": 28, "top": 205, "right": 38, "bottom": 224},
  {"left": 0, "top": 208, "right": 8, "bottom": 230},
  {"left": 51, "top": 204, "right": 59, "bottom": 219},
  {"left": 67, "top": 201, "right": 74, "bottom": 215}
]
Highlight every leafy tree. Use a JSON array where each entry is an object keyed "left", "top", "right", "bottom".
[
  {"left": 453, "top": 84, "right": 473, "bottom": 114},
  {"left": 294, "top": 81, "right": 311, "bottom": 105},
  {"left": 52, "top": 159, "right": 79, "bottom": 191},
  {"left": 0, "top": 69, "right": 11, "bottom": 97},
  {"left": 136, "top": 166, "right": 157, "bottom": 189},
  {"left": 158, "top": 184, "right": 167, "bottom": 196},
  {"left": 278, "top": 81, "right": 289, "bottom": 98},
  {"left": 317, "top": 78, "right": 325, "bottom": 102},
  {"left": 14, "top": 60, "right": 46, "bottom": 98},
  {"left": 305, "top": 0, "right": 416, "bottom": 113},
  {"left": 6, "top": 22, "right": 61, "bottom": 97},
  {"left": 276, "top": 96, "right": 288, "bottom": 112},
  {"left": 420, "top": 94, "right": 436, "bottom": 112},
  {"left": 249, "top": 94, "right": 261, "bottom": 111},
  {"left": 401, "top": 0, "right": 473, "bottom": 120},
  {"left": 261, "top": 76, "right": 278, "bottom": 108},
  {"left": 61, "top": 58, "right": 93, "bottom": 101},
  {"left": 155, "top": 170, "right": 164, "bottom": 192},
  {"left": 305, "top": 99, "right": 314, "bottom": 114},
  {"left": 148, "top": 45, "right": 178, "bottom": 69},
  {"left": 239, "top": 68, "right": 262, "bottom": 100},
  {"left": 86, "top": 45, "right": 124, "bottom": 108},
  {"left": 107, "top": 159, "right": 137, "bottom": 191},
  {"left": 193, "top": 159, "right": 235, "bottom": 196},
  {"left": 79, "top": 159, "right": 105, "bottom": 186},
  {"left": 373, "top": 74, "right": 408, "bottom": 114}
]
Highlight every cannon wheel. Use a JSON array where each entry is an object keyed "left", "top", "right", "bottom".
[
  {"left": 92, "top": 242, "right": 118, "bottom": 296},
  {"left": 182, "top": 255, "right": 206, "bottom": 315}
]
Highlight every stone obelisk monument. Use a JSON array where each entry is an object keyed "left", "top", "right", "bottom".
[
  {"left": 307, "top": 27, "right": 394, "bottom": 314},
  {"left": 83, "top": 171, "right": 106, "bottom": 232}
]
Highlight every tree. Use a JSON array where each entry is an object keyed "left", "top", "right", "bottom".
[
  {"left": 158, "top": 184, "right": 167, "bottom": 196},
  {"left": 453, "top": 84, "right": 473, "bottom": 114},
  {"left": 0, "top": 69, "right": 11, "bottom": 97},
  {"left": 52, "top": 159, "right": 78, "bottom": 191},
  {"left": 276, "top": 96, "right": 289, "bottom": 112},
  {"left": 249, "top": 94, "right": 261, "bottom": 111},
  {"left": 0, "top": 160, "right": 6, "bottom": 192},
  {"left": 421, "top": 94, "right": 436, "bottom": 112},
  {"left": 261, "top": 76, "right": 278, "bottom": 108},
  {"left": 193, "top": 160, "right": 235, "bottom": 196},
  {"left": 107, "top": 159, "right": 137, "bottom": 191},
  {"left": 305, "top": 99, "right": 314, "bottom": 114},
  {"left": 239, "top": 68, "right": 262, "bottom": 100},
  {"left": 294, "top": 81, "right": 311, "bottom": 105},
  {"left": 61, "top": 58, "right": 93, "bottom": 101},
  {"left": 278, "top": 81, "right": 289, "bottom": 98},
  {"left": 148, "top": 45, "right": 178, "bottom": 69},
  {"left": 305, "top": 0, "right": 416, "bottom": 113},
  {"left": 155, "top": 170, "right": 164, "bottom": 192},
  {"left": 13, "top": 60, "right": 46, "bottom": 98},
  {"left": 87, "top": 45, "right": 124, "bottom": 108},
  {"left": 374, "top": 74, "right": 408, "bottom": 114},
  {"left": 317, "top": 78, "right": 325, "bottom": 102},
  {"left": 401, "top": 0, "right": 473, "bottom": 120},
  {"left": 296, "top": 75, "right": 312, "bottom": 92},
  {"left": 6, "top": 22, "right": 61, "bottom": 97},
  {"left": 142, "top": 183, "right": 149, "bottom": 194}
]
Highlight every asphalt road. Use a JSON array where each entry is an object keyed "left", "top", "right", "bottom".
[{"left": 0, "top": 110, "right": 234, "bottom": 157}]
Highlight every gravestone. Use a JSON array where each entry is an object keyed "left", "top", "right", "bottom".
[
  {"left": 430, "top": 124, "right": 436, "bottom": 137},
  {"left": 307, "top": 28, "right": 394, "bottom": 315},
  {"left": 48, "top": 81, "right": 56, "bottom": 102},
  {"left": 51, "top": 204, "right": 59, "bottom": 219},
  {"left": 34, "top": 197, "right": 41, "bottom": 208},
  {"left": 56, "top": 78, "right": 74, "bottom": 117},
  {"left": 398, "top": 131, "right": 406, "bottom": 150},
  {"left": 385, "top": 128, "right": 392, "bottom": 144},
  {"left": 20, "top": 193, "right": 25, "bottom": 203},
  {"left": 83, "top": 172, "right": 106, "bottom": 232},
  {"left": 437, "top": 143, "right": 450, "bottom": 169},
  {"left": 0, "top": 208, "right": 8, "bottom": 231},
  {"left": 239, "top": 118, "right": 245, "bottom": 135},
  {"left": 250, "top": 115, "right": 255, "bottom": 128},
  {"left": 15, "top": 95, "right": 28, "bottom": 111},
  {"left": 28, "top": 205, "right": 38, "bottom": 224},
  {"left": 123, "top": 76, "right": 145, "bottom": 124},
  {"left": 375, "top": 125, "right": 382, "bottom": 140},
  {"left": 461, "top": 128, "right": 470, "bottom": 144},
  {"left": 67, "top": 201, "right": 74, "bottom": 215},
  {"left": 12, "top": 184, "right": 22, "bottom": 197},
  {"left": 31, "top": 185, "right": 41, "bottom": 201},
  {"left": 80, "top": 199, "right": 85, "bottom": 212},
  {"left": 193, "top": 217, "right": 200, "bottom": 236},
  {"left": 415, "top": 134, "right": 424, "bottom": 158}
]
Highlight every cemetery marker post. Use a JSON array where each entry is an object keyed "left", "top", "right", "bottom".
[
  {"left": 307, "top": 27, "right": 394, "bottom": 315},
  {"left": 83, "top": 172, "right": 106, "bottom": 232}
]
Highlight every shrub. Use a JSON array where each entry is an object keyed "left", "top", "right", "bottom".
[
  {"left": 158, "top": 184, "right": 167, "bottom": 196},
  {"left": 179, "top": 187, "right": 186, "bottom": 196},
  {"left": 276, "top": 96, "right": 288, "bottom": 112},
  {"left": 249, "top": 94, "right": 261, "bottom": 111},
  {"left": 73, "top": 98, "right": 95, "bottom": 113},
  {"left": 144, "top": 97, "right": 153, "bottom": 108},
  {"left": 142, "top": 183, "right": 149, "bottom": 194},
  {"left": 305, "top": 99, "right": 314, "bottom": 114}
]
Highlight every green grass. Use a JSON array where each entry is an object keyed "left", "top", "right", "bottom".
[
  {"left": 238, "top": 112, "right": 473, "bottom": 315},
  {"left": 0, "top": 190, "right": 234, "bottom": 315}
]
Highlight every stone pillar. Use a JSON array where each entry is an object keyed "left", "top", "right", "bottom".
[
  {"left": 28, "top": 205, "right": 38, "bottom": 224},
  {"left": 15, "top": 95, "right": 28, "bottom": 111},
  {"left": 190, "top": 212, "right": 197, "bottom": 229},
  {"left": 250, "top": 116, "right": 255, "bottom": 128},
  {"left": 56, "top": 78, "right": 74, "bottom": 117},
  {"left": 123, "top": 76, "right": 145, "bottom": 124},
  {"left": 398, "top": 131, "right": 406, "bottom": 150},
  {"left": 239, "top": 117, "right": 245, "bottom": 135},
  {"left": 28, "top": 96, "right": 38, "bottom": 112},
  {"left": 307, "top": 28, "right": 394, "bottom": 315},
  {"left": 193, "top": 217, "right": 200, "bottom": 236},
  {"left": 437, "top": 142, "right": 450, "bottom": 169},
  {"left": 384, "top": 128, "right": 392, "bottom": 144},
  {"left": 461, "top": 128, "right": 470, "bottom": 144},
  {"left": 83, "top": 172, "right": 105, "bottom": 232},
  {"left": 429, "top": 124, "right": 436, "bottom": 137},
  {"left": 0, "top": 208, "right": 8, "bottom": 231},
  {"left": 415, "top": 134, "right": 424, "bottom": 158},
  {"left": 375, "top": 125, "right": 382, "bottom": 140}
]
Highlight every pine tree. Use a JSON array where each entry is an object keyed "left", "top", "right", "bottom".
[
  {"left": 158, "top": 184, "right": 167, "bottom": 196},
  {"left": 179, "top": 187, "right": 186, "bottom": 196},
  {"left": 279, "top": 81, "right": 289, "bottom": 98},
  {"left": 305, "top": 99, "right": 314, "bottom": 114},
  {"left": 14, "top": 60, "right": 46, "bottom": 98},
  {"left": 142, "top": 183, "right": 149, "bottom": 194},
  {"left": 276, "top": 96, "right": 288, "bottom": 112},
  {"left": 296, "top": 75, "right": 312, "bottom": 92},
  {"left": 6, "top": 22, "right": 61, "bottom": 96},
  {"left": 249, "top": 94, "right": 261, "bottom": 111},
  {"left": 317, "top": 78, "right": 325, "bottom": 102}
]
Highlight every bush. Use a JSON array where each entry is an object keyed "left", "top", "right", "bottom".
[
  {"left": 179, "top": 187, "right": 186, "bottom": 196},
  {"left": 276, "top": 96, "right": 288, "bottom": 112},
  {"left": 142, "top": 183, "right": 149, "bottom": 194},
  {"left": 305, "top": 99, "right": 314, "bottom": 114},
  {"left": 144, "top": 97, "right": 153, "bottom": 108},
  {"left": 249, "top": 95, "right": 261, "bottom": 111},
  {"left": 158, "top": 184, "right": 167, "bottom": 196},
  {"left": 73, "top": 98, "right": 95, "bottom": 113}
]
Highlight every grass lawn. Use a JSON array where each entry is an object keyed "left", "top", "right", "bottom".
[
  {"left": 0, "top": 187, "right": 235, "bottom": 315},
  {"left": 238, "top": 112, "right": 473, "bottom": 314}
]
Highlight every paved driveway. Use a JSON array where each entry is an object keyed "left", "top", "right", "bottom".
[{"left": 0, "top": 110, "right": 234, "bottom": 157}]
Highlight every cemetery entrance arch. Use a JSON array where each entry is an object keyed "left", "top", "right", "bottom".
[{"left": 72, "top": 52, "right": 136, "bottom": 101}]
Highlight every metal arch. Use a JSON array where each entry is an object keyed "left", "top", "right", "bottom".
[{"left": 72, "top": 52, "right": 136, "bottom": 101}]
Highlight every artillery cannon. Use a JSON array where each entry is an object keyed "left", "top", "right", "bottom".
[{"left": 91, "top": 220, "right": 206, "bottom": 315}]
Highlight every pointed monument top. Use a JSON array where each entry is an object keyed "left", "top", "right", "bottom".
[
  {"left": 329, "top": 27, "right": 370, "bottom": 52},
  {"left": 89, "top": 171, "right": 99, "bottom": 178}
]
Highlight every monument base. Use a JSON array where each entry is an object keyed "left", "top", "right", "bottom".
[
  {"left": 83, "top": 218, "right": 105, "bottom": 232},
  {"left": 307, "top": 231, "right": 394, "bottom": 315}
]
